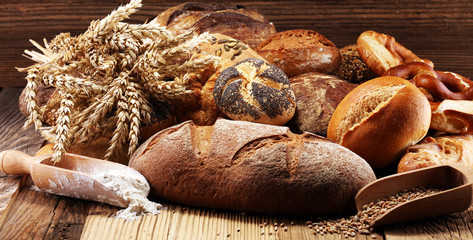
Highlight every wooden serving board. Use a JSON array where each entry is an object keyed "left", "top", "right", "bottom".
[{"left": 1, "top": 88, "right": 473, "bottom": 240}]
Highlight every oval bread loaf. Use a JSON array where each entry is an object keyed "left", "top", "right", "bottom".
[
  {"left": 152, "top": 2, "right": 276, "bottom": 49},
  {"left": 256, "top": 29, "right": 341, "bottom": 77},
  {"left": 129, "top": 118, "right": 376, "bottom": 215}
]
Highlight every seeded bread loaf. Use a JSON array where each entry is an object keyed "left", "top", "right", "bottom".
[
  {"left": 173, "top": 33, "right": 267, "bottom": 126},
  {"left": 213, "top": 58, "right": 296, "bottom": 125},
  {"left": 331, "top": 44, "right": 376, "bottom": 83},
  {"left": 152, "top": 2, "right": 276, "bottom": 49},
  {"left": 129, "top": 118, "right": 376, "bottom": 215},
  {"left": 256, "top": 29, "right": 342, "bottom": 77}
]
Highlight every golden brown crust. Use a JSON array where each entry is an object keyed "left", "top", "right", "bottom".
[
  {"left": 430, "top": 100, "right": 473, "bottom": 134},
  {"left": 129, "top": 118, "right": 376, "bottom": 215},
  {"left": 398, "top": 134, "right": 473, "bottom": 173},
  {"left": 356, "top": 30, "right": 433, "bottom": 76},
  {"left": 256, "top": 29, "right": 342, "bottom": 77},
  {"left": 153, "top": 2, "right": 276, "bottom": 49},
  {"left": 287, "top": 72, "right": 357, "bottom": 136},
  {"left": 327, "top": 76, "right": 431, "bottom": 169}
]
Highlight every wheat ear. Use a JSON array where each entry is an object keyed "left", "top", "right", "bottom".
[{"left": 51, "top": 92, "right": 74, "bottom": 162}]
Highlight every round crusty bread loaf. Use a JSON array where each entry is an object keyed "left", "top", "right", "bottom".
[
  {"left": 256, "top": 29, "right": 341, "bottom": 77},
  {"left": 327, "top": 76, "right": 431, "bottom": 169},
  {"left": 287, "top": 72, "right": 357, "bottom": 136},
  {"left": 129, "top": 118, "right": 376, "bottom": 215},
  {"left": 213, "top": 58, "right": 296, "bottom": 125}
]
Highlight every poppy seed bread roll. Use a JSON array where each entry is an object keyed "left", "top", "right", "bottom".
[
  {"left": 327, "top": 76, "right": 431, "bottom": 169},
  {"left": 129, "top": 118, "right": 376, "bottom": 215},
  {"left": 213, "top": 58, "right": 296, "bottom": 125}
]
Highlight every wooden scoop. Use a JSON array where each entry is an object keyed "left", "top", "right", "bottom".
[
  {"left": 355, "top": 163, "right": 473, "bottom": 228},
  {"left": 0, "top": 149, "right": 132, "bottom": 208}
]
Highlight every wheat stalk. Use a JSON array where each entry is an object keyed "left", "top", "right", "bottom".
[{"left": 18, "top": 0, "right": 220, "bottom": 162}]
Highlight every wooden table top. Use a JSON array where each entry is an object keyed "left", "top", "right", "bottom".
[{"left": 1, "top": 1, "right": 473, "bottom": 239}]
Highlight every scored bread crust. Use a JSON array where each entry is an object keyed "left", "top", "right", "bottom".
[
  {"left": 256, "top": 29, "right": 342, "bottom": 77},
  {"left": 129, "top": 118, "right": 376, "bottom": 215},
  {"left": 152, "top": 2, "right": 276, "bottom": 49},
  {"left": 327, "top": 76, "right": 431, "bottom": 169}
]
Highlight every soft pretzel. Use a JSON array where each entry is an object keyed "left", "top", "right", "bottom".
[
  {"left": 384, "top": 62, "right": 473, "bottom": 101},
  {"left": 357, "top": 30, "right": 433, "bottom": 76}
]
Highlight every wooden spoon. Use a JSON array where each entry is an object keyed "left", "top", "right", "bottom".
[
  {"left": 355, "top": 163, "right": 473, "bottom": 228},
  {"left": 0, "top": 149, "right": 135, "bottom": 208}
]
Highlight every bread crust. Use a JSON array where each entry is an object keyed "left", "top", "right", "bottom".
[
  {"left": 256, "top": 29, "right": 341, "bottom": 77},
  {"left": 398, "top": 134, "right": 473, "bottom": 173},
  {"left": 129, "top": 118, "right": 376, "bottom": 215},
  {"left": 153, "top": 2, "right": 276, "bottom": 49},
  {"left": 287, "top": 72, "right": 357, "bottom": 136},
  {"left": 327, "top": 76, "right": 431, "bottom": 168},
  {"left": 213, "top": 58, "right": 296, "bottom": 125}
]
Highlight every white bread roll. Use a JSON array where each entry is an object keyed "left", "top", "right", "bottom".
[{"left": 327, "top": 76, "right": 431, "bottom": 169}]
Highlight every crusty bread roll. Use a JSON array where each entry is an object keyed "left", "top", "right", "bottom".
[
  {"left": 327, "top": 76, "right": 431, "bottom": 169},
  {"left": 398, "top": 134, "right": 473, "bottom": 173},
  {"left": 129, "top": 118, "right": 376, "bottom": 215},
  {"left": 152, "top": 2, "right": 276, "bottom": 49},
  {"left": 331, "top": 44, "right": 376, "bottom": 83},
  {"left": 256, "top": 29, "right": 342, "bottom": 77},
  {"left": 213, "top": 58, "right": 296, "bottom": 125},
  {"left": 287, "top": 72, "right": 357, "bottom": 136},
  {"left": 174, "top": 33, "right": 268, "bottom": 126}
]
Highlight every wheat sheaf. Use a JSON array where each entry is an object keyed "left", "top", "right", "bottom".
[{"left": 18, "top": 0, "right": 219, "bottom": 162}]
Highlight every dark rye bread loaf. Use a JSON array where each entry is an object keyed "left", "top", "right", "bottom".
[{"left": 129, "top": 118, "right": 376, "bottom": 215}]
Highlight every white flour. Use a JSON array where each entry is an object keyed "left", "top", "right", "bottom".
[{"left": 92, "top": 168, "right": 162, "bottom": 221}]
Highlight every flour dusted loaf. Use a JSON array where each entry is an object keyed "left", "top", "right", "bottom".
[{"left": 129, "top": 118, "right": 376, "bottom": 215}]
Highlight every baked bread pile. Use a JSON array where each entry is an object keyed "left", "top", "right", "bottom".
[{"left": 20, "top": 2, "right": 473, "bottom": 215}]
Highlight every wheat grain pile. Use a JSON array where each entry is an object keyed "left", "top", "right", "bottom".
[{"left": 18, "top": 0, "right": 219, "bottom": 162}]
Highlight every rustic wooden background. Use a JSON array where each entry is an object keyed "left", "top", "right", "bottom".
[
  {"left": 1, "top": 0, "right": 473, "bottom": 87},
  {"left": 1, "top": 1, "right": 473, "bottom": 239}
]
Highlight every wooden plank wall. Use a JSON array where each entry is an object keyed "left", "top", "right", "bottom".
[{"left": 1, "top": 0, "right": 473, "bottom": 87}]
